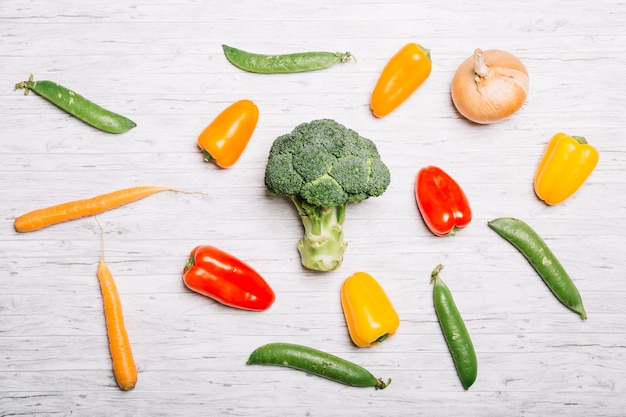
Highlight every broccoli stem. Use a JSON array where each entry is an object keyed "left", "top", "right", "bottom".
[{"left": 288, "top": 195, "right": 348, "bottom": 272}]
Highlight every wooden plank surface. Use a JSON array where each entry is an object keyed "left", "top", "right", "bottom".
[{"left": 1, "top": 0, "right": 625, "bottom": 416}]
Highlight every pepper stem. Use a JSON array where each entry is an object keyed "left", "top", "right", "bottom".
[
  {"left": 473, "top": 49, "right": 490, "bottom": 79},
  {"left": 201, "top": 149, "right": 216, "bottom": 163},
  {"left": 373, "top": 333, "right": 389, "bottom": 344},
  {"left": 572, "top": 135, "right": 588, "bottom": 145},
  {"left": 184, "top": 254, "right": 195, "bottom": 272}
]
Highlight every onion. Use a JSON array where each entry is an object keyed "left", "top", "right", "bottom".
[{"left": 451, "top": 48, "right": 529, "bottom": 124}]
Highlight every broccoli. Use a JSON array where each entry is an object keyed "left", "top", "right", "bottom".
[{"left": 264, "top": 119, "right": 391, "bottom": 272}]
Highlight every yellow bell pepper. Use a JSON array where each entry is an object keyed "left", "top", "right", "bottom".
[
  {"left": 340, "top": 272, "right": 400, "bottom": 348},
  {"left": 534, "top": 133, "right": 599, "bottom": 205}
]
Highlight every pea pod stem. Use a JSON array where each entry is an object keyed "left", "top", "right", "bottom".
[
  {"left": 247, "top": 342, "right": 390, "bottom": 389},
  {"left": 487, "top": 217, "right": 587, "bottom": 320},
  {"left": 14, "top": 74, "right": 136, "bottom": 134},
  {"left": 431, "top": 264, "right": 477, "bottom": 390},
  {"left": 222, "top": 44, "right": 354, "bottom": 74}
]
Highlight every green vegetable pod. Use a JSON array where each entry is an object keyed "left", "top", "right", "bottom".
[
  {"left": 222, "top": 44, "right": 354, "bottom": 74},
  {"left": 487, "top": 217, "right": 587, "bottom": 319},
  {"left": 431, "top": 265, "right": 477, "bottom": 390},
  {"left": 14, "top": 74, "right": 136, "bottom": 134},
  {"left": 247, "top": 342, "right": 390, "bottom": 389}
]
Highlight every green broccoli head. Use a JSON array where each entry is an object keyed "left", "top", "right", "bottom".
[
  {"left": 264, "top": 119, "right": 391, "bottom": 272},
  {"left": 265, "top": 119, "right": 390, "bottom": 206}
]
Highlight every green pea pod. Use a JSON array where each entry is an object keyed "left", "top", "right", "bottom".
[
  {"left": 431, "top": 265, "right": 477, "bottom": 390},
  {"left": 247, "top": 342, "right": 390, "bottom": 389},
  {"left": 222, "top": 44, "right": 354, "bottom": 74},
  {"left": 14, "top": 74, "right": 136, "bottom": 134},
  {"left": 487, "top": 217, "right": 587, "bottom": 319}
]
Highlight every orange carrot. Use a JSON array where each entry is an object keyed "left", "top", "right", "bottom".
[
  {"left": 14, "top": 186, "right": 198, "bottom": 232},
  {"left": 96, "top": 218, "right": 137, "bottom": 391}
]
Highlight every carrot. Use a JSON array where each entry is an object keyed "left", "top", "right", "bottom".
[
  {"left": 96, "top": 218, "right": 137, "bottom": 391},
  {"left": 14, "top": 186, "right": 199, "bottom": 232}
]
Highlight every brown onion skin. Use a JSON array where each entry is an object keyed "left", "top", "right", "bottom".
[{"left": 451, "top": 49, "right": 529, "bottom": 124}]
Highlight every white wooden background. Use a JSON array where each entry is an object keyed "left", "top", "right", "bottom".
[{"left": 1, "top": 1, "right": 625, "bottom": 416}]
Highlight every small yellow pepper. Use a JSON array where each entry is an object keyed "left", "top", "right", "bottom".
[
  {"left": 197, "top": 99, "right": 259, "bottom": 168},
  {"left": 340, "top": 272, "right": 400, "bottom": 348},
  {"left": 534, "top": 133, "right": 599, "bottom": 205}
]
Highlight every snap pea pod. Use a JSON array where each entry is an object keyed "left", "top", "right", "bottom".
[
  {"left": 14, "top": 74, "right": 136, "bottom": 134},
  {"left": 247, "top": 342, "right": 390, "bottom": 389},
  {"left": 487, "top": 217, "right": 587, "bottom": 319},
  {"left": 431, "top": 264, "right": 477, "bottom": 390},
  {"left": 222, "top": 44, "right": 354, "bottom": 74}
]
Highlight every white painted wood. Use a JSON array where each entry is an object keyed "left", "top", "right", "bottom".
[{"left": 1, "top": 0, "right": 626, "bottom": 415}]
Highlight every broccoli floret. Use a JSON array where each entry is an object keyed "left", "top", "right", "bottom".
[{"left": 264, "top": 119, "right": 391, "bottom": 271}]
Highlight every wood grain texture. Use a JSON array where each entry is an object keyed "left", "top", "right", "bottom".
[{"left": 1, "top": 0, "right": 626, "bottom": 416}]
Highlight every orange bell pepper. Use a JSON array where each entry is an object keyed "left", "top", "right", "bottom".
[
  {"left": 370, "top": 42, "right": 432, "bottom": 118},
  {"left": 340, "top": 272, "right": 400, "bottom": 347},
  {"left": 197, "top": 99, "right": 259, "bottom": 168},
  {"left": 534, "top": 133, "right": 599, "bottom": 205}
]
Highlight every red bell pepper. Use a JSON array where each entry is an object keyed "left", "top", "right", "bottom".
[
  {"left": 415, "top": 166, "right": 472, "bottom": 236},
  {"left": 183, "top": 245, "right": 275, "bottom": 311}
]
